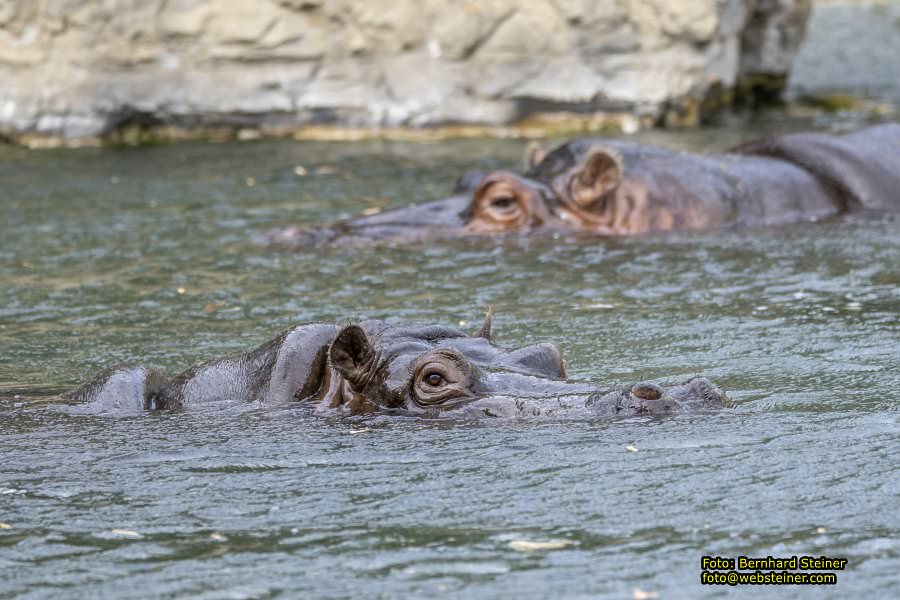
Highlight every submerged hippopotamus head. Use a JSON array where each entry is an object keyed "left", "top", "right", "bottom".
[
  {"left": 269, "top": 124, "right": 900, "bottom": 245},
  {"left": 273, "top": 139, "right": 734, "bottom": 245},
  {"left": 66, "top": 314, "right": 732, "bottom": 419},
  {"left": 311, "top": 316, "right": 731, "bottom": 418},
  {"left": 460, "top": 140, "right": 724, "bottom": 235}
]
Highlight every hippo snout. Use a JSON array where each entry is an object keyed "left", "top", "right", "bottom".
[
  {"left": 587, "top": 377, "right": 731, "bottom": 417},
  {"left": 663, "top": 377, "right": 733, "bottom": 410},
  {"left": 627, "top": 378, "right": 730, "bottom": 415},
  {"left": 627, "top": 384, "right": 680, "bottom": 416},
  {"left": 260, "top": 224, "right": 339, "bottom": 246}
]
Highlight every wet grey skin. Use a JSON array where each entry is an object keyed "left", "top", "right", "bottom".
[
  {"left": 267, "top": 123, "right": 900, "bottom": 244},
  {"left": 65, "top": 316, "right": 731, "bottom": 419}
]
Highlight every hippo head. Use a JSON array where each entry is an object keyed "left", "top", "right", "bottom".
[
  {"left": 309, "top": 316, "right": 731, "bottom": 418},
  {"left": 275, "top": 139, "right": 730, "bottom": 245},
  {"left": 463, "top": 140, "right": 726, "bottom": 235}
]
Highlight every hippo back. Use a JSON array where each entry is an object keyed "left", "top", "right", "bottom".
[
  {"left": 733, "top": 123, "right": 900, "bottom": 212},
  {"left": 63, "top": 364, "right": 168, "bottom": 414}
]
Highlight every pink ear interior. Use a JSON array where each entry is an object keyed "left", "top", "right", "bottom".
[
  {"left": 571, "top": 148, "right": 623, "bottom": 207},
  {"left": 329, "top": 325, "right": 370, "bottom": 377}
]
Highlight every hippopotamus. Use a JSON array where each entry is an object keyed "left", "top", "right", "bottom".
[
  {"left": 268, "top": 123, "right": 900, "bottom": 244},
  {"left": 65, "top": 317, "right": 731, "bottom": 419}
]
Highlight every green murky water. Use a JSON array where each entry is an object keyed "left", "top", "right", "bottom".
[{"left": 1, "top": 120, "right": 898, "bottom": 598}]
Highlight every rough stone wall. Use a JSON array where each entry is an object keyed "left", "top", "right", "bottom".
[
  {"left": 0, "top": 0, "right": 810, "bottom": 141},
  {"left": 787, "top": 1, "right": 900, "bottom": 102}
]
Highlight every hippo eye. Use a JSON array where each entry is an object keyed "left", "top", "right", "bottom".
[
  {"left": 490, "top": 196, "right": 518, "bottom": 212},
  {"left": 424, "top": 372, "right": 446, "bottom": 387},
  {"left": 412, "top": 352, "right": 474, "bottom": 406},
  {"left": 471, "top": 176, "right": 531, "bottom": 229}
]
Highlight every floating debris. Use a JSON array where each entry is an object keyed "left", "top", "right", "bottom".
[
  {"left": 237, "top": 129, "right": 261, "bottom": 141},
  {"left": 621, "top": 115, "right": 640, "bottom": 135},
  {"left": 293, "top": 165, "right": 308, "bottom": 176},
  {"left": 508, "top": 539, "right": 573, "bottom": 552},
  {"left": 176, "top": 287, "right": 186, "bottom": 295},
  {"left": 245, "top": 176, "right": 256, "bottom": 187},
  {"left": 458, "top": 320, "right": 468, "bottom": 327},
  {"left": 361, "top": 207, "right": 382, "bottom": 216},
  {"left": 845, "top": 302, "right": 862, "bottom": 311},
  {"left": 625, "top": 444, "right": 639, "bottom": 453},
  {"left": 109, "top": 529, "right": 142, "bottom": 539},
  {"left": 633, "top": 588, "right": 659, "bottom": 600},
  {"left": 349, "top": 428, "right": 371, "bottom": 434},
  {"left": 0, "top": 523, "right": 11, "bottom": 530},
  {"left": 816, "top": 527, "right": 827, "bottom": 534},
  {"left": 209, "top": 532, "right": 227, "bottom": 542}
]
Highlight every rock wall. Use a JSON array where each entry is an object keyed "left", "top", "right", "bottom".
[
  {"left": 787, "top": 1, "right": 900, "bottom": 102},
  {"left": 0, "top": 0, "right": 810, "bottom": 142}
]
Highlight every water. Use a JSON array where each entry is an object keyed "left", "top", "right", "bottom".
[{"left": 1, "top": 121, "right": 898, "bottom": 598}]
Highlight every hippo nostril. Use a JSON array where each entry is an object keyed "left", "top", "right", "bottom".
[{"left": 631, "top": 383, "right": 663, "bottom": 401}]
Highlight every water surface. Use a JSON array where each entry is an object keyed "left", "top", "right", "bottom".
[{"left": 1, "top": 121, "right": 898, "bottom": 598}]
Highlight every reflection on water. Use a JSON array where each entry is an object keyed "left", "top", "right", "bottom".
[{"left": 1, "top": 122, "right": 898, "bottom": 598}]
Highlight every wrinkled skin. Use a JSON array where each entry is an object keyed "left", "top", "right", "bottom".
[
  {"left": 267, "top": 123, "right": 900, "bottom": 244},
  {"left": 65, "top": 317, "right": 731, "bottom": 419}
]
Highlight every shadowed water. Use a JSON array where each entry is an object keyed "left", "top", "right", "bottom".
[{"left": 1, "top": 120, "right": 898, "bottom": 598}]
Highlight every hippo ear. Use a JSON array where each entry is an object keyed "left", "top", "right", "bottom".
[
  {"left": 329, "top": 325, "right": 372, "bottom": 380},
  {"left": 453, "top": 169, "right": 488, "bottom": 194},
  {"left": 524, "top": 141, "right": 547, "bottom": 170},
  {"left": 570, "top": 147, "right": 623, "bottom": 208},
  {"left": 475, "top": 308, "right": 493, "bottom": 341}
]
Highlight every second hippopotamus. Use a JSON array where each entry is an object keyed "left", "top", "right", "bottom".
[{"left": 270, "top": 123, "right": 900, "bottom": 243}]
